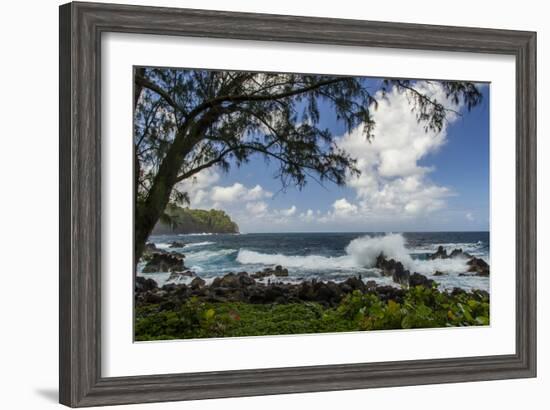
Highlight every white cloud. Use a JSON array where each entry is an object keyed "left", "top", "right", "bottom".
[
  {"left": 192, "top": 189, "right": 209, "bottom": 206},
  {"left": 245, "top": 184, "right": 273, "bottom": 201},
  {"left": 174, "top": 168, "right": 275, "bottom": 232},
  {"left": 174, "top": 168, "right": 220, "bottom": 207},
  {"left": 171, "top": 81, "right": 469, "bottom": 232},
  {"left": 211, "top": 183, "right": 247, "bottom": 202},
  {"left": 210, "top": 182, "right": 272, "bottom": 203},
  {"left": 299, "top": 209, "right": 315, "bottom": 222},
  {"left": 245, "top": 201, "right": 268, "bottom": 216},
  {"left": 333, "top": 81, "right": 461, "bottom": 221},
  {"left": 332, "top": 198, "right": 358, "bottom": 216},
  {"left": 280, "top": 205, "right": 297, "bottom": 216},
  {"left": 465, "top": 212, "right": 474, "bottom": 221}
]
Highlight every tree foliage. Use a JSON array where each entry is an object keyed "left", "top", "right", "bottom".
[{"left": 133, "top": 67, "right": 482, "bottom": 262}]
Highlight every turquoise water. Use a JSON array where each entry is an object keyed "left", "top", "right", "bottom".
[{"left": 140, "top": 232, "right": 490, "bottom": 292}]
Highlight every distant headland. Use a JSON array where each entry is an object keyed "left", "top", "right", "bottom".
[{"left": 152, "top": 204, "right": 239, "bottom": 235}]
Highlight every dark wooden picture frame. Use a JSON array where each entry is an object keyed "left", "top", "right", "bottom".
[{"left": 59, "top": 1, "right": 536, "bottom": 407}]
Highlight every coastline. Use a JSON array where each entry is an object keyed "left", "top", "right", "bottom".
[{"left": 135, "top": 242, "right": 490, "bottom": 341}]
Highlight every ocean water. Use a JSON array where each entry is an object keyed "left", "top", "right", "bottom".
[{"left": 139, "top": 232, "right": 490, "bottom": 292}]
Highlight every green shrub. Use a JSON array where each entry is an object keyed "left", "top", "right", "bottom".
[{"left": 135, "top": 286, "right": 489, "bottom": 341}]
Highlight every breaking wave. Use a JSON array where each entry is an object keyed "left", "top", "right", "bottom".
[
  {"left": 185, "top": 248, "right": 237, "bottom": 263},
  {"left": 345, "top": 233, "right": 414, "bottom": 268},
  {"left": 236, "top": 250, "right": 357, "bottom": 271},
  {"left": 184, "top": 241, "right": 215, "bottom": 248},
  {"left": 236, "top": 233, "right": 474, "bottom": 275}
]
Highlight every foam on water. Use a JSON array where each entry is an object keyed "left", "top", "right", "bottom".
[
  {"left": 346, "top": 234, "right": 414, "bottom": 268},
  {"left": 184, "top": 241, "right": 215, "bottom": 248},
  {"left": 185, "top": 248, "right": 238, "bottom": 264},
  {"left": 411, "top": 258, "right": 470, "bottom": 275},
  {"left": 237, "top": 233, "right": 465, "bottom": 273},
  {"left": 141, "top": 233, "right": 489, "bottom": 291},
  {"left": 236, "top": 250, "right": 358, "bottom": 271},
  {"left": 154, "top": 243, "right": 172, "bottom": 250}
]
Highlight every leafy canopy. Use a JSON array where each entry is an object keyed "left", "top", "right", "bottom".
[
  {"left": 134, "top": 68, "right": 482, "bottom": 204},
  {"left": 133, "top": 68, "right": 482, "bottom": 262}
]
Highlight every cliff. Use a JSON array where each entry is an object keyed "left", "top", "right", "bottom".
[{"left": 152, "top": 204, "right": 239, "bottom": 234}]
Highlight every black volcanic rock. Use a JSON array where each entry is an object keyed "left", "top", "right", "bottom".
[
  {"left": 428, "top": 246, "right": 448, "bottom": 260},
  {"left": 449, "top": 248, "right": 472, "bottom": 259},
  {"left": 313, "top": 281, "right": 343, "bottom": 306},
  {"left": 409, "top": 272, "right": 436, "bottom": 288},
  {"left": 467, "top": 257, "right": 490, "bottom": 276},
  {"left": 134, "top": 258, "right": 478, "bottom": 311},
  {"left": 142, "top": 252, "right": 185, "bottom": 273},
  {"left": 428, "top": 246, "right": 472, "bottom": 260},
  {"left": 375, "top": 253, "right": 438, "bottom": 288},
  {"left": 375, "top": 253, "right": 407, "bottom": 279},
  {"left": 211, "top": 272, "right": 256, "bottom": 289},
  {"left": 190, "top": 277, "right": 206, "bottom": 289},
  {"left": 166, "top": 270, "right": 196, "bottom": 283},
  {"left": 341, "top": 276, "right": 366, "bottom": 293},
  {"left": 392, "top": 269, "right": 410, "bottom": 286},
  {"left": 144, "top": 242, "right": 157, "bottom": 251},
  {"left": 375, "top": 253, "right": 408, "bottom": 284},
  {"left": 135, "top": 276, "right": 158, "bottom": 292},
  {"left": 252, "top": 265, "right": 289, "bottom": 279}
]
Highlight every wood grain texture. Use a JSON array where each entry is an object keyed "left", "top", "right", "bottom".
[{"left": 59, "top": 1, "right": 537, "bottom": 407}]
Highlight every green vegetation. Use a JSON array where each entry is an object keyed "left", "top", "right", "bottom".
[
  {"left": 153, "top": 204, "right": 239, "bottom": 234},
  {"left": 135, "top": 286, "right": 489, "bottom": 341}
]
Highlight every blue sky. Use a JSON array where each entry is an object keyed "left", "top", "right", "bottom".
[{"left": 177, "top": 79, "right": 490, "bottom": 233}]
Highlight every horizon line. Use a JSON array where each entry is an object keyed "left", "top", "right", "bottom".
[{"left": 236, "top": 230, "right": 490, "bottom": 234}]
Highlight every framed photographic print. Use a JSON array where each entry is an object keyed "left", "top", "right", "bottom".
[{"left": 59, "top": 1, "right": 536, "bottom": 407}]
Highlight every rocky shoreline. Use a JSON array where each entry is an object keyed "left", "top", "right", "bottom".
[
  {"left": 135, "top": 243, "right": 490, "bottom": 340},
  {"left": 136, "top": 244, "right": 490, "bottom": 310}
]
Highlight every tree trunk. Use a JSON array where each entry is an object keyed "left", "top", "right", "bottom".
[
  {"left": 134, "top": 67, "right": 145, "bottom": 269},
  {"left": 134, "top": 114, "right": 219, "bottom": 266},
  {"left": 133, "top": 68, "right": 226, "bottom": 267}
]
